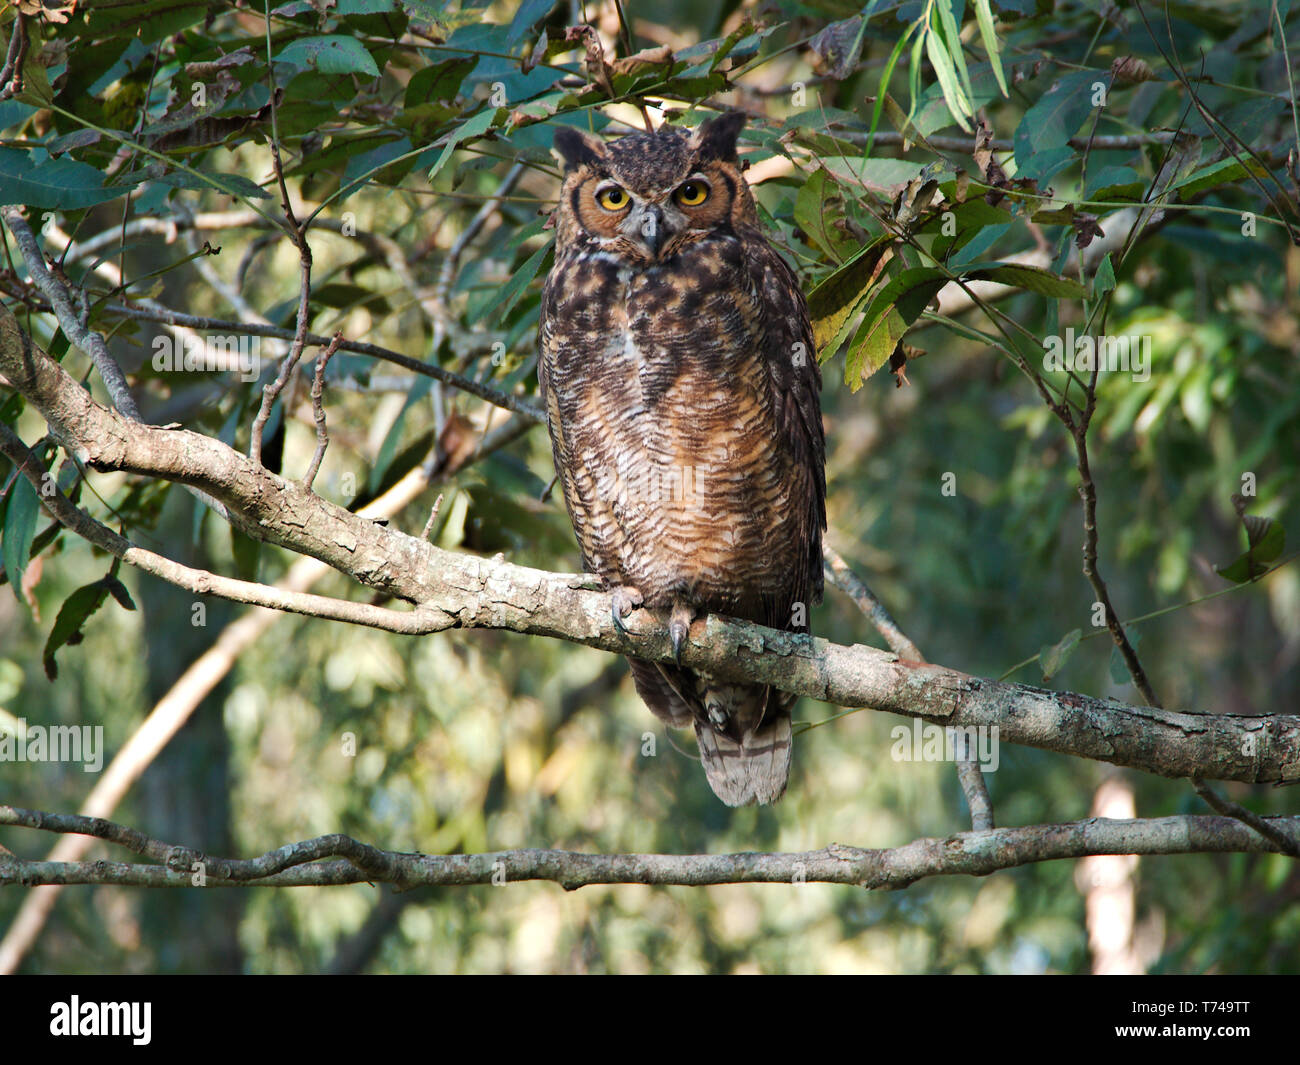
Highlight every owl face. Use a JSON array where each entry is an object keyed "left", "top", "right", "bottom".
[{"left": 551, "top": 113, "right": 757, "bottom": 265}]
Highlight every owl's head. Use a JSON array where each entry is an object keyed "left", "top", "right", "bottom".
[{"left": 550, "top": 112, "right": 757, "bottom": 264}]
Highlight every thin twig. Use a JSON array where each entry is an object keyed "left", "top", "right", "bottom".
[
  {"left": 1072, "top": 420, "right": 1160, "bottom": 706},
  {"left": 823, "top": 543, "right": 994, "bottom": 831},
  {"left": 1191, "top": 778, "right": 1300, "bottom": 859},
  {"left": 0, "top": 421, "right": 443, "bottom": 634},
  {"left": 0, "top": 14, "right": 28, "bottom": 101},
  {"left": 421, "top": 493, "right": 445, "bottom": 540},
  {"left": 301, "top": 331, "right": 343, "bottom": 490},
  {"left": 64, "top": 299, "right": 545, "bottom": 421},
  {"left": 427, "top": 162, "right": 527, "bottom": 433},
  {"left": 250, "top": 7, "right": 314, "bottom": 466}
]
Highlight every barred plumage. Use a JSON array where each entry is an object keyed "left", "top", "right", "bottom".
[{"left": 539, "top": 113, "right": 826, "bottom": 805}]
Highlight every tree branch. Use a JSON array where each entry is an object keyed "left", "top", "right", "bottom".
[
  {"left": 55, "top": 298, "right": 545, "bottom": 422},
  {"left": 2, "top": 806, "right": 1296, "bottom": 889},
  {"left": 823, "top": 543, "right": 995, "bottom": 831},
  {"left": 1, "top": 207, "right": 140, "bottom": 419},
  {"left": 2, "top": 302, "right": 1297, "bottom": 786}
]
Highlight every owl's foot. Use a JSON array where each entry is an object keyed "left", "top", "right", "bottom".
[
  {"left": 610, "top": 585, "right": 644, "bottom": 636},
  {"left": 704, "top": 696, "right": 729, "bottom": 732},
  {"left": 669, "top": 600, "right": 694, "bottom": 665}
]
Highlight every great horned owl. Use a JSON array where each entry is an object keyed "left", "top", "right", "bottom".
[{"left": 538, "top": 113, "right": 826, "bottom": 806}]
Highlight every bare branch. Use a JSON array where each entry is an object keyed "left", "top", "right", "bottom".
[
  {"left": 0, "top": 15, "right": 28, "bottom": 101},
  {"left": 302, "top": 331, "right": 343, "bottom": 490},
  {"left": 1072, "top": 418, "right": 1160, "bottom": 706},
  {"left": 249, "top": 135, "right": 315, "bottom": 466},
  {"left": 62, "top": 299, "right": 545, "bottom": 421},
  {"left": 2, "top": 206, "right": 140, "bottom": 419},
  {"left": 1192, "top": 777, "right": 1300, "bottom": 859},
  {"left": 0, "top": 421, "right": 441, "bottom": 633},
  {"left": 426, "top": 162, "right": 528, "bottom": 431},
  {"left": 2, "top": 805, "right": 1296, "bottom": 890},
  {"left": 823, "top": 542, "right": 994, "bottom": 831},
  {"left": 421, "top": 492, "right": 445, "bottom": 540}
]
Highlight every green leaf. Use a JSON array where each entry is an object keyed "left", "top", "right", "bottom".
[
  {"left": 276, "top": 36, "right": 381, "bottom": 78},
  {"left": 794, "top": 169, "right": 851, "bottom": 261},
  {"left": 843, "top": 267, "right": 948, "bottom": 388},
  {"left": 368, "top": 377, "right": 432, "bottom": 496},
  {"left": 469, "top": 239, "right": 553, "bottom": 325},
  {"left": 426, "top": 107, "right": 499, "bottom": 184},
  {"left": 1013, "top": 69, "right": 1098, "bottom": 163},
  {"left": 807, "top": 234, "right": 896, "bottom": 350},
  {"left": 1217, "top": 518, "right": 1286, "bottom": 583},
  {"left": 2, "top": 474, "right": 40, "bottom": 602},
  {"left": 866, "top": 27, "right": 919, "bottom": 156},
  {"left": 41, "top": 568, "right": 134, "bottom": 680},
  {"left": 1038, "top": 628, "right": 1082, "bottom": 681},
  {"left": 964, "top": 263, "right": 1087, "bottom": 299},
  {"left": 820, "top": 155, "right": 930, "bottom": 191},
  {"left": 154, "top": 169, "right": 272, "bottom": 200},
  {"left": 102, "top": 574, "right": 137, "bottom": 612},
  {"left": 1093, "top": 253, "right": 1116, "bottom": 298},
  {"left": 398, "top": 0, "right": 448, "bottom": 23},
  {"left": 1172, "top": 157, "right": 1271, "bottom": 201},
  {"left": 907, "top": 27, "right": 926, "bottom": 127},
  {"left": 924, "top": 24, "right": 973, "bottom": 132},
  {"left": 928, "top": 196, "right": 1013, "bottom": 261},
  {"left": 0, "top": 149, "right": 137, "bottom": 209},
  {"left": 974, "top": 0, "right": 1008, "bottom": 97},
  {"left": 507, "top": 0, "right": 556, "bottom": 44},
  {"left": 1086, "top": 164, "right": 1143, "bottom": 200},
  {"left": 232, "top": 528, "right": 261, "bottom": 583},
  {"left": 405, "top": 57, "right": 479, "bottom": 107},
  {"left": 934, "top": 0, "right": 975, "bottom": 103}
]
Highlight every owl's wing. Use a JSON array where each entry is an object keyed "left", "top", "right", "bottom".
[
  {"left": 749, "top": 235, "right": 827, "bottom": 614},
  {"left": 537, "top": 264, "right": 625, "bottom": 583}
]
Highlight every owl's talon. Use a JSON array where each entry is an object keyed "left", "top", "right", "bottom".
[
  {"left": 705, "top": 699, "right": 729, "bottom": 731},
  {"left": 668, "top": 601, "right": 693, "bottom": 665},
  {"left": 610, "top": 586, "right": 644, "bottom": 636}
]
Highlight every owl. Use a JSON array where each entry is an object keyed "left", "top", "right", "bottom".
[{"left": 538, "top": 112, "right": 826, "bottom": 806}]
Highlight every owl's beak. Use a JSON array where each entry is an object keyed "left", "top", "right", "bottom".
[{"left": 625, "top": 203, "right": 670, "bottom": 259}]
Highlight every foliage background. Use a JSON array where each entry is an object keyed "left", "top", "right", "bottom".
[{"left": 0, "top": 0, "right": 1298, "bottom": 973}]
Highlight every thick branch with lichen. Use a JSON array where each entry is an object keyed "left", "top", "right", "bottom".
[{"left": 1, "top": 302, "right": 1297, "bottom": 787}]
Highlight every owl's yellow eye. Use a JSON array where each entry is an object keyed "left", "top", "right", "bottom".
[
  {"left": 596, "top": 185, "right": 630, "bottom": 211},
  {"left": 675, "top": 180, "right": 710, "bottom": 207}
]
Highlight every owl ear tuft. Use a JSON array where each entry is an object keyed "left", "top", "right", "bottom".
[
  {"left": 552, "top": 127, "right": 607, "bottom": 171},
  {"left": 691, "top": 111, "right": 747, "bottom": 162}
]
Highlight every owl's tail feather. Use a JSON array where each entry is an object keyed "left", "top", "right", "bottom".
[
  {"left": 627, "top": 658, "right": 793, "bottom": 805},
  {"left": 694, "top": 701, "right": 792, "bottom": 807}
]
